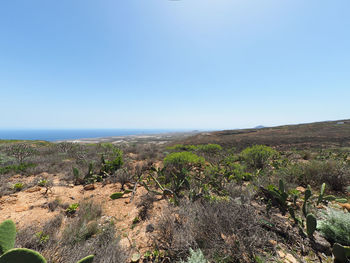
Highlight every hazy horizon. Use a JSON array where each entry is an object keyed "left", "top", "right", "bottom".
[{"left": 1, "top": 1, "right": 349, "bottom": 129}]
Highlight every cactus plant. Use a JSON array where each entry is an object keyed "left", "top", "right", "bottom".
[
  {"left": 76, "top": 255, "right": 94, "bottom": 263},
  {"left": 0, "top": 248, "right": 46, "bottom": 263},
  {"left": 336, "top": 198, "right": 348, "bottom": 204},
  {"left": 0, "top": 219, "right": 93, "bottom": 263},
  {"left": 110, "top": 189, "right": 132, "bottom": 200},
  {"left": 306, "top": 213, "right": 317, "bottom": 238},
  {"left": 333, "top": 243, "right": 350, "bottom": 263},
  {"left": 324, "top": 195, "right": 337, "bottom": 201},
  {"left": 317, "top": 183, "right": 326, "bottom": 205},
  {"left": 110, "top": 192, "right": 125, "bottom": 199},
  {"left": 303, "top": 186, "right": 312, "bottom": 217},
  {"left": 0, "top": 220, "right": 16, "bottom": 255}
]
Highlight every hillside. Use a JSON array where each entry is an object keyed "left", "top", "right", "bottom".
[
  {"left": 180, "top": 119, "right": 350, "bottom": 150},
  {"left": 0, "top": 123, "right": 350, "bottom": 262}
]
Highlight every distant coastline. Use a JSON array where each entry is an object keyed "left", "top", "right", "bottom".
[{"left": 0, "top": 129, "right": 192, "bottom": 142}]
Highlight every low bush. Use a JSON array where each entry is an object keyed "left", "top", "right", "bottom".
[
  {"left": 155, "top": 196, "right": 273, "bottom": 262},
  {"left": 318, "top": 208, "right": 350, "bottom": 245},
  {"left": 164, "top": 152, "right": 205, "bottom": 169},
  {"left": 281, "top": 160, "right": 350, "bottom": 192},
  {"left": 195, "top": 144, "right": 222, "bottom": 154},
  {"left": 13, "top": 182, "right": 24, "bottom": 191},
  {"left": 241, "top": 145, "right": 278, "bottom": 170},
  {"left": 180, "top": 248, "right": 208, "bottom": 263},
  {"left": 0, "top": 163, "right": 36, "bottom": 175}
]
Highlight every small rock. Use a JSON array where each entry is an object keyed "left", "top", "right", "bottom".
[
  {"left": 70, "top": 196, "right": 75, "bottom": 200},
  {"left": 284, "top": 253, "right": 297, "bottom": 263},
  {"left": 269, "top": 240, "right": 277, "bottom": 246},
  {"left": 146, "top": 224, "right": 154, "bottom": 233},
  {"left": 296, "top": 186, "right": 306, "bottom": 193},
  {"left": 83, "top": 184, "right": 95, "bottom": 191},
  {"left": 26, "top": 186, "right": 42, "bottom": 193},
  {"left": 312, "top": 232, "right": 331, "bottom": 255},
  {"left": 277, "top": 250, "right": 286, "bottom": 258},
  {"left": 68, "top": 184, "right": 74, "bottom": 188},
  {"left": 15, "top": 206, "right": 27, "bottom": 212}
]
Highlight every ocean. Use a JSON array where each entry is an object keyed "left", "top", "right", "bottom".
[{"left": 0, "top": 129, "right": 180, "bottom": 142}]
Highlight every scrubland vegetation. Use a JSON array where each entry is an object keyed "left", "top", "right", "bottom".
[{"left": 1, "top": 124, "right": 350, "bottom": 262}]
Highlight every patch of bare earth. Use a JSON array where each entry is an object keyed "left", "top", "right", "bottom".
[{"left": 0, "top": 173, "right": 167, "bottom": 257}]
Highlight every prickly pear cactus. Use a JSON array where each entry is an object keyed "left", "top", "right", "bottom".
[
  {"left": 333, "top": 243, "right": 350, "bottom": 263},
  {"left": 306, "top": 213, "right": 317, "bottom": 237},
  {"left": 77, "top": 255, "right": 94, "bottom": 263},
  {"left": 0, "top": 248, "right": 46, "bottom": 263},
  {"left": 317, "top": 183, "right": 326, "bottom": 205},
  {"left": 110, "top": 192, "right": 125, "bottom": 199},
  {"left": 0, "top": 220, "right": 16, "bottom": 255}
]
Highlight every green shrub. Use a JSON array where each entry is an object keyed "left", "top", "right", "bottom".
[
  {"left": 100, "top": 148, "right": 123, "bottom": 175},
  {"left": 37, "top": 179, "right": 48, "bottom": 187},
  {"left": 195, "top": 144, "right": 222, "bottom": 154},
  {"left": 0, "top": 163, "right": 36, "bottom": 175},
  {"left": 241, "top": 145, "right": 278, "bottom": 169},
  {"left": 180, "top": 248, "right": 207, "bottom": 263},
  {"left": 281, "top": 160, "right": 349, "bottom": 191},
  {"left": 13, "top": 183, "right": 24, "bottom": 192},
  {"left": 163, "top": 152, "right": 205, "bottom": 168},
  {"left": 318, "top": 208, "right": 350, "bottom": 245},
  {"left": 66, "top": 203, "right": 79, "bottom": 215}
]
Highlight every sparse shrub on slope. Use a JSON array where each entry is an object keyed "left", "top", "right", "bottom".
[
  {"left": 195, "top": 144, "right": 222, "bottom": 154},
  {"left": 281, "top": 160, "right": 349, "bottom": 192},
  {"left": 164, "top": 152, "right": 205, "bottom": 169},
  {"left": 5, "top": 143, "right": 37, "bottom": 164},
  {"left": 241, "top": 145, "right": 278, "bottom": 170},
  {"left": 155, "top": 195, "right": 273, "bottom": 262},
  {"left": 318, "top": 208, "right": 350, "bottom": 246},
  {"left": 180, "top": 249, "right": 207, "bottom": 263}
]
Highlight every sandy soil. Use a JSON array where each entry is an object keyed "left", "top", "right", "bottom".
[{"left": 0, "top": 173, "right": 167, "bottom": 256}]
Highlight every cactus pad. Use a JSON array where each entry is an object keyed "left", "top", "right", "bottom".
[
  {"left": 306, "top": 213, "right": 317, "bottom": 237},
  {"left": 77, "top": 255, "right": 94, "bottom": 263},
  {"left": 0, "top": 220, "right": 16, "bottom": 255},
  {"left": 110, "top": 192, "right": 124, "bottom": 199},
  {"left": 0, "top": 248, "right": 46, "bottom": 263}
]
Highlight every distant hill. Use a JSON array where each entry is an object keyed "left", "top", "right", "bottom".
[
  {"left": 180, "top": 119, "right": 350, "bottom": 150},
  {"left": 254, "top": 125, "right": 265, "bottom": 129}
]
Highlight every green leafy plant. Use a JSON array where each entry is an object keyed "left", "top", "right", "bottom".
[
  {"left": 34, "top": 231, "right": 49, "bottom": 245},
  {"left": 37, "top": 179, "right": 48, "bottom": 187},
  {"left": 180, "top": 248, "right": 207, "bottom": 263},
  {"left": 163, "top": 152, "right": 205, "bottom": 168},
  {"left": 100, "top": 148, "right": 123, "bottom": 175},
  {"left": 66, "top": 203, "right": 79, "bottom": 215},
  {"left": 318, "top": 208, "right": 350, "bottom": 246},
  {"left": 13, "top": 183, "right": 24, "bottom": 192},
  {"left": 241, "top": 145, "right": 278, "bottom": 169},
  {"left": 195, "top": 144, "right": 222, "bottom": 154}
]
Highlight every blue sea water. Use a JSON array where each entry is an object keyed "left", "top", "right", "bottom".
[{"left": 0, "top": 129, "right": 181, "bottom": 142}]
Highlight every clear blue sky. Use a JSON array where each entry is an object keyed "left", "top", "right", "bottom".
[{"left": 1, "top": 0, "right": 349, "bottom": 129}]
